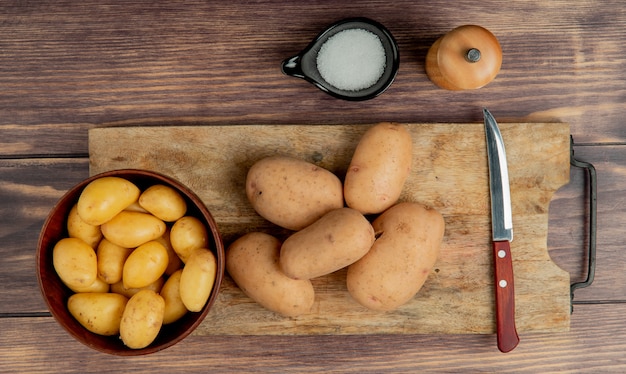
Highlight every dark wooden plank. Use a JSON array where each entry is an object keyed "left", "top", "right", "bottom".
[
  {"left": 1, "top": 303, "right": 625, "bottom": 372},
  {"left": 0, "top": 158, "right": 89, "bottom": 313},
  {"left": 1, "top": 0, "right": 624, "bottom": 371},
  {"left": 0, "top": 0, "right": 625, "bottom": 157},
  {"left": 0, "top": 124, "right": 91, "bottom": 158}
]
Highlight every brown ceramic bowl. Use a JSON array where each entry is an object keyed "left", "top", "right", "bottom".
[{"left": 37, "top": 169, "right": 225, "bottom": 355}]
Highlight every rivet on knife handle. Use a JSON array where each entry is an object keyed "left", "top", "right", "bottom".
[
  {"left": 493, "top": 240, "right": 519, "bottom": 352},
  {"left": 484, "top": 108, "right": 519, "bottom": 353}
]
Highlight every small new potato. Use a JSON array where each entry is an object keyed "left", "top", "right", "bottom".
[
  {"left": 68, "top": 293, "right": 128, "bottom": 336},
  {"left": 226, "top": 232, "right": 315, "bottom": 317},
  {"left": 344, "top": 123, "right": 413, "bottom": 214},
  {"left": 161, "top": 269, "right": 188, "bottom": 324},
  {"left": 67, "top": 276, "right": 110, "bottom": 293},
  {"left": 101, "top": 211, "right": 166, "bottom": 248},
  {"left": 179, "top": 248, "right": 217, "bottom": 312},
  {"left": 154, "top": 228, "right": 183, "bottom": 275},
  {"left": 169, "top": 216, "right": 208, "bottom": 263},
  {"left": 97, "top": 239, "right": 133, "bottom": 284},
  {"left": 122, "top": 240, "right": 169, "bottom": 289},
  {"left": 280, "top": 208, "right": 375, "bottom": 280},
  {"left": 246, "top": 156, "right": 344, "bottom": 231},
  {"left": 138, "top": 184, "right": 187, "bottom": 222},
  {"left": 346, "top": 202, "right": 445, "bottom": 311},
  {"left": 111, "top": 277, "right": 165, "bottom": 299},
  {"left": 52, "top": 237, "right": 98, "bottom": 290},
  {"left": 76, "top": 176, "right": 140, "bottom": 226},
  {"left": 120, "top": 289, "right": 165, "bottom": 349},
  {"left": 67, "top": 204, "right": 102, "bottom": 249}
]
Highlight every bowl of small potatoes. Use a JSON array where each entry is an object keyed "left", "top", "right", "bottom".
[{"left": 37, "top": 169, "right": 224, "bottom": 355}]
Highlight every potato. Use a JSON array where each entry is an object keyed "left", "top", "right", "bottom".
[
  {"left": 120, "top": 289, "right": 165, "bottom": 349},
  {"left": 96, "top": 238, "right": 133, "bottom": 284},
  {"left": 52, "top": 237, "right": 98, "bottom": 290},
  {"left": 169, "top": 216, "right": 208, "bottom": 263},
  {"left": 280, "top": 208, "right": 375, "bottom": 280},
  {"left": 111, "top": 277, "right": 165, "bottom": 299},
  {"left": 67, "top": 276, "right": 110, "bottom": 293},
  {"left": 344, "top": 123, "right": 413, "bottom": 214},
  {"left": 67, "top": 204, "right": 102, "bottom": 249},
  {"left": 346, "top": 202, "right": 445, "bottom": 311},
  {"left": 77, "top": 176, "right": 140, "bottom": 226},
  {"left": 68, "top": 293, "right": 128, "bottom": 336},
  {"left": 246, "top": 156, "right": 344, "bottom": 231},
  {"left": 161, "top": 269, "right": 188, "bottom": 324},
  {"left": 122, "top": 240, "right": 169, "bottom": 289},
  {"left": 226, "top": 232, "right": 315, "bottom": 317},
  {"left": 138, "top": 184, "right": 187, "bottom": 222},
  {"left": 154, "top": 228, "right": 183, "bottom": 275},
  {"left": 101, "top": 211, "right": 166, "bottom": 248},
  {"left": 179, "top": 248, "right": 217, "bottom": 312}
]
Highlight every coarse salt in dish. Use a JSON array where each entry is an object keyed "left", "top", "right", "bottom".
[{"left": 316, "top": 28, "right": 386, "bottom": 92}]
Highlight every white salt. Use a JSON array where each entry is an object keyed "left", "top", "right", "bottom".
[{"left": 316, "top": 28, "right": 386, "bottom": 91}]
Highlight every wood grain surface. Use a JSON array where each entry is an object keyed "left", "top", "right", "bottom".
[
  {"left": 1, "top": 0, "right": 625, "bottom": 371},
  {"left": 2, "top": 303, "right": 626, "bottom": 373},
  {"left": 89, "top": 123, "right": 571, "bottom": 335},
  {"left": 1, "top": 0, "right": 624, "bottom": 153}
]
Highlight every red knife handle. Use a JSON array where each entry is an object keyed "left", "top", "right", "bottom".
[{"left": 493, "top": 240, "right": 519, "bottom": 353}]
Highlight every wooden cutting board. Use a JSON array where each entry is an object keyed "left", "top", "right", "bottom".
[{"left": 89, "top": 122, "right": 572, "bottom": 335}]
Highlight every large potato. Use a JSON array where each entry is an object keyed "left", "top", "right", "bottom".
[
  {"left": 68, "top": 293, "right": 128, "bottom": 336},
  {"left": 179, "top": 248, "right": 217, "bottom": 312},
  {"left": 280, "top": 208, "right": 375, "bottom": 280},
  {"left": 101, "top": 211, "right": 166, "bottom": 248},
  {"left": 122, "top": 240, "right": 169, "bottom": 289},
  {"left": 120, "top": 289, "right": 165, "bottom": 349},
  {"left": 67, "top": 204, "right": 102, "bottom": 249},
  {"left": 138, "top": 184, "right": 187, "bottom": 222},
  {"left": 226, "top": 232, "right": 315, "bottom": 317},
  {"left": 246, "top": 156, "right": 344, "bottom": 231},
  {"left": 76, "top": 176, "right": 140, "bottom": 226},
  {"left": 346, "top": 202, "right": 445, "bottom": 311},
  {"left": 344, "top": 123, "right": 413, "bottom": 214},
  {"left": 52, "top": 237, "right": 98, "bottom": 290}
]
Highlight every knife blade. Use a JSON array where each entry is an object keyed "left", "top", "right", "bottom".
[{"left": 484, "top": 108, "right": 520, "bottom": 353}]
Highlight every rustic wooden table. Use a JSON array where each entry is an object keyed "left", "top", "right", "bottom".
[{"left": 1, "top": 1, "right": 625, "bottom": 372}]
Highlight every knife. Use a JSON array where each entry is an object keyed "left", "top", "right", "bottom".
[{"left": 484, "top": 108, "right": 520, "bottom": 353}]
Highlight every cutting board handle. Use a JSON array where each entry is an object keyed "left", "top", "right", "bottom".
[{"left": 569, "top": 136, "right": 597, "bottom": 313}]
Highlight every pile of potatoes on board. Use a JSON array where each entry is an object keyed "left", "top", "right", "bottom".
[
  {"left": 227, "top": 123, "right": 445, "bottom": 316},
  {"left": 52, "top": 177, "right": 217, "bottom": 349}
]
